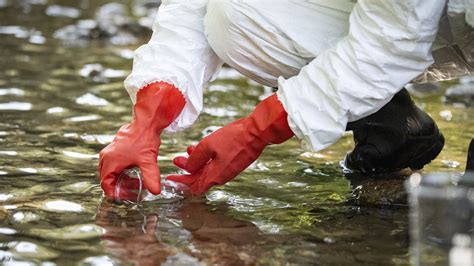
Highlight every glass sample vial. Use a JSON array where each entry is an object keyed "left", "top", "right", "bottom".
[
  {"left": 114, "top": 167, "right": 190, "bottom": 203},
  {"left": 406, "top": 172, "right": 474, "bottom": 266}
]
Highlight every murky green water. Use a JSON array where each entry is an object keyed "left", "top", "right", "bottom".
[{"left": 1, "top": 1, "right": 473, "bottom": 265}]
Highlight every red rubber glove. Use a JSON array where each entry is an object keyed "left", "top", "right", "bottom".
[
  {"left": 98, "top": 82, "right": 185, "bottom": 199},
  {"left": 167, "top": 94, "right": 294, "bottom": 195}
]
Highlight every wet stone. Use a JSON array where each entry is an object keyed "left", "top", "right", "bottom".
[
  {"left": 80, "top": 255, "right": 118, "bottom": 266},
  {"left": 0, "top": 184, "right": 51, "bottom": 202},
  {"left": 347, "top": 170, "right": 413, "bottom": 207},
  {"left": 28, "top": 224, "right": 105, "bottom": 240},
  {"left": 40, "top": 200, "right": 84, "bottom": 213},
  {"left": 444, "top": 77, "right": 474, "bottom": 107},
  {"left": 11, "top": 211, "right": 40, "bottom": 224},
  {"left": 51, "top": 240, "right": 93, "bottom": 252},
  {"left": 45, "top": 5, "right": 80, "bottom": 18},
  {"left": 53, "top": 2, "right": 154, "bottom": 45},
  {"left": 78, "top": 63, "right": 127, "bottom": 83},
  {"left": 59, "top": 181, "right": 96, "bottom": 194},
  {"left": 162, "top": 252, "right": 203, "bottom": 266},
  {"left": 5, "top": 241, "right": 60, "bottom": 260}
]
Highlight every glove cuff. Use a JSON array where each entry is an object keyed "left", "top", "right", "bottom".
[
  {"left": 133, "top": 82, "right": 186, "bottom": 132},
  {"left": 249, "top": 94, "right": 294, "bottom": 145}
]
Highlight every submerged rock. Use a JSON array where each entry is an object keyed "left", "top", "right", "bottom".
[
  {"left": 59, "top": 181, "right": 97, "bottom": 193},
  {"left": 162, "top": 252, "right": 203, "bottom": 266},
  {"left": 53, "top": 2, "right": 158, "bottom": 45},
  {"left": 444, "top": 76, "right": 474, "bottom": 107},
  {"left": 28, "top": 224, "right": 105, "bottom": 240},
  {"left": 7, "top": 241, "right": 60, "bottom": 260},
  {"left": 79, "top": 63, "right": 128, "bottom": 83},
  {"left": 45, "top": 5, "right": 81, "bottom": 18},
  {"left": 347, "top": 169, "right": 414, "bottom": 207},
  {"left": 80, "top": 255, "right": 118, "bottom": 266},
  {"left": 40, "top": 199, "right": 84, "bottom": 213},
  {"left": 0, "top": 184, "right": 51, "bottom": 203},
  {"left": 348, "top": 139, "right": 474, "bottom": 207}
]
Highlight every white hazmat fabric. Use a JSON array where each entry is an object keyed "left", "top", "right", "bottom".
[
  {"left": 124, "top": 0, "right": 223, "bottom": 132},
  {"left": 124, "top": 0, "right": 471, "bottom": 151}
]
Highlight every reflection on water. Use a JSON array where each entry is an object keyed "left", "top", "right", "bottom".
[{"left": 0, "top": 0, "right": 473, "bottom": 265}]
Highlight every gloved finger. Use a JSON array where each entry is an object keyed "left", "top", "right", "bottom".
[
  {"left": 173, "top": 156, "right": 188, "bottom": 170},
  {"left": 166, "top": 172, "right": 200, "bottom": 186},
  {"left": 193, "top": 151, "right": 254, "bottom": 196},
  {"left": 185, "top": 142, "right": 214, "bottom": 173},
  {"left": 190, "top": 161, "right": 227, "bottom": 195},
  {"left": 187, "top": 145, "right": 196, "bottom": 155},
  {"left": 140, "top": 161, "right": 161, "bottom": 195},
  {"left": 99, "top": 159, "right": 128, "bottom": 198}
]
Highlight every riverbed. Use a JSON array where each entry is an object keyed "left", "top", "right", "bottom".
[{"left": 0, "top": 0, "right": 473, "bottom": 265}]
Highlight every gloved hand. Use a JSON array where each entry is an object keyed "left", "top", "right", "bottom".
[
  {"left": 167, "top": 94, "right": 294, "bottom": 195},
  {"left": 99, "top": 82, "right": 185, "bottom": 199}
]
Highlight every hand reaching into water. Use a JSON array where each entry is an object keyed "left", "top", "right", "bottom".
[
  {"left": 167, "top": 94, "right": 294, "bottom": 195},
  {"left": 98, "top": 82, "right": 185, "bottom": 199}
]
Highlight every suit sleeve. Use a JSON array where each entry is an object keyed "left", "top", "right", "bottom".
[
  {"left": 277, "top": 0, "right": 446, "bottom": 151},
  {"left": 124, "top": 0, "right": 223, "bottom": 132}
]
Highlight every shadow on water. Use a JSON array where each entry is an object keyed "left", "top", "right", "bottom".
[{"left": 0, "top": 0, "right": 473, "bottom": 265}]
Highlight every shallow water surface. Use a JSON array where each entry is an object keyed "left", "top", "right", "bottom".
[{"left": 1, "top": 0, "right": 473, "bottom": 265}]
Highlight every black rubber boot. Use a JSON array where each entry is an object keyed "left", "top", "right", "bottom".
[{"left": 344, "top": 88, "right": 445, "bottom": 174}]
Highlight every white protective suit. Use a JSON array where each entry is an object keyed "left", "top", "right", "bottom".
[{"left": 124, "top": 0, "right": 473, "bottom": 151}]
